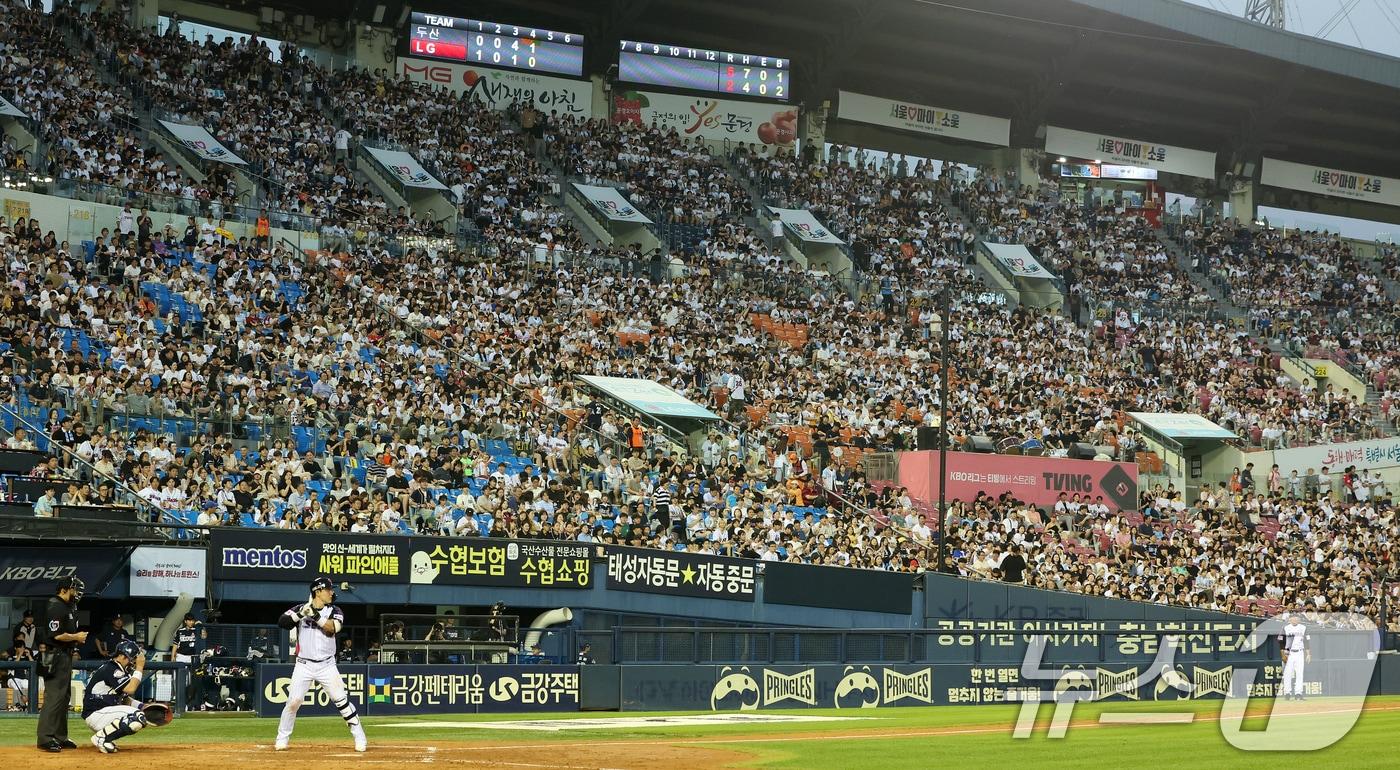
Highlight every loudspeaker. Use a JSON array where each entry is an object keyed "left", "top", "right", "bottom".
[
  {"left": 964, "top": 435, "right": 995, "bottom": 454},
  {"left": 1069, "top": 442, "right": 1097, "bottom": 460},
  {"left": 916, "top": 426, "right": 940, "bottom": 451}
]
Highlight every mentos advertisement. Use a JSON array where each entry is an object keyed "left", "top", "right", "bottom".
[{"left": 896, "top": 451, "right": 1139, "bottom": 511}]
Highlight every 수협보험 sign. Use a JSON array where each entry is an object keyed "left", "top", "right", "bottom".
[{"left": 409, "top": 539, "right": 592, "bottom": 588}]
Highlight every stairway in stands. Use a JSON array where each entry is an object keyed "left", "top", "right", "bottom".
[
  {"left": 940, "top": 193, "right": 1024, "bottom": 311},
  {"left": 1152, "top": 228, "right": 1252, "bottom": 324}
]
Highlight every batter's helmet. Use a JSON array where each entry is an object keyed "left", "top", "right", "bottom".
[
  {"left": 114, "top": 639, "right": 142, "bottom": 661},
  {"left": 310, "top": 576, "right": 336, "bottom": 600}
]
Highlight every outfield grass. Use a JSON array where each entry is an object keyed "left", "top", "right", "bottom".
[{"left": 2, "top": 697, "right": 1396, "bottom": 768}]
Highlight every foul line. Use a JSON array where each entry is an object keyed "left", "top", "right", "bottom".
[
  {"left": 427, "top": 702, "right": 1400, "bottom": 752},
  {"left": 1098, "top": 713, "right": 1196, "bottom": 724}
]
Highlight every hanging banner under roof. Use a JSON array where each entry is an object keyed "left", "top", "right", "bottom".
[
  {"left": 1260, "top": 157, "right": 1399, "bottom": 208},
  {"left": 158, "top": 120, "right": 248, "bottom": 165},
  {"left": 765, "top": 206, "right": 845, "bottom": 245},
  {"left": 363, "top": 146, "right": 449, "bottom": 191},
  {"left": 983, "top": 242, "right": 1053, "bottom": 279},
  {"left": 572, "top": 183, "right": 653, "bottom": 223},
  {"left": 1045, "top": 126, "right": 1216, "bottom": 179},
  {"left": 0, "top": 95, "right": 27, "bottom": 119},
  {"left": 837, "top": 90, "right": 1010, "bottom": 146}
]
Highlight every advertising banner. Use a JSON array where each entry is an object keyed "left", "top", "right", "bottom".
[
  {"left": 604, "top": 546, "right": 756, "bottom": 602},
  {"left": 210, "top": 531, "right": 592, "bottom": 589},
  {"left": 256, "top": 664, "right": 579, "bottom": 717},
  {"left": 765, "top": 206, "right": 845, "bottom": 245},
  {"left": 210, "top": 530, "right": 409, "bottom": 583},
  {"left": 618, "top": 661, "right": 1292, "bottom": 711},
  {"left": 1261, "top": 157, "right": 1400, "bottom": 208},
  {"left": 396, "top": 57, "right": 591, "bottom": 116},
  {"left": 983, "top": 242, "right": 1053, "bottom": 278},
  {"left": 923, "top": 619, "right": 1261, "bottom": 664},
  {"left": 362, "top": 146, "right": 448, "bottom": 190},
  {"left": 1270, "top": 436, "right": 1400, "bottom": 474},
  {"left": 836, "top": 90, "right": 1010, "bottom": 146},
  {"left": 612, "top": 90, "right": 798, "bottom": 149},
  {"left": 0, "top": 546, "right": 131, "bottom": 597},
  {"left": 0, "top": 95, "right": 28, "bottom": 119},
  {"left": 408, "top": 539, "right": 593, "bottom": 589},
  {"left": 157, "top": 120, "right": 247, "bottom": 165},
  {"left": 762, "top": 561, "right": 913, "bottom": 614},
  {"left": 572, "top": 183, "right": 654, "bottom": 223},
  {"left": 896, "top": 451, "right": 1139, "bottom": 512},
  {"left": 1044, "top": 125, "right": 1216, "bottom": 179},
  {"left": 129, "top": 546, "right": 205, "bottom": 598}
]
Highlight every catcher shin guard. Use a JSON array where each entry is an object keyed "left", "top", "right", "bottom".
[{"left": 99, "top": 711, "right": 148, "bottom": 742}]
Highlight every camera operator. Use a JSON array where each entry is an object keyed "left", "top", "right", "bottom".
[
  {"left": 380, "top": 621, "right": 405, "bottom": 664},
  {"left": 424, "top": 622, "right": 445, "bottom": 642},
  {"left": 487, "top": 602, "right": 510, "bottom": 643}
]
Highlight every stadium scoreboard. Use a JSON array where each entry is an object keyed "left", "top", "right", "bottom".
[
  {"left": 618, "top": 40, "right": 790, "bottom": 101},
  {"left": 407, "top": 13, "right": 585, "bottom": 77}
]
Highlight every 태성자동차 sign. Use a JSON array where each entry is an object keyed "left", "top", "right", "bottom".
[{"left": 604, "top": 545, "right": 756, "bottom": 601}]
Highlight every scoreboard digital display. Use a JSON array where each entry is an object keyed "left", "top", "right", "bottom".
[
  {"left": 406, "top": 13, "right": 584, "bottom": 77},
  {"left": 618, "top": 40, "right": 790, "bottom": 101}
]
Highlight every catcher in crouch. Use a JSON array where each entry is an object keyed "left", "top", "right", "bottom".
[{"left": 84, "top": 639, "right": 173, "bottom": 752}]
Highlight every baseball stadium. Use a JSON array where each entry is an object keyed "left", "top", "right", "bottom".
[{"left": 1, "top": 0, "right": 1399, "bottom": 767}]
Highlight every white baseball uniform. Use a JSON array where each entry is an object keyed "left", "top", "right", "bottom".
[
  {"left": 1280, "top": 621, "right": 1308, "bottom": 697},
  {"left": 275, "top": 602, "right": 365, "bottom": 749}
]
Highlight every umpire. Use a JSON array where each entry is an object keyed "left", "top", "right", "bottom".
[{"left": 38, "top": 576, "right": 87, "bottom": 752}]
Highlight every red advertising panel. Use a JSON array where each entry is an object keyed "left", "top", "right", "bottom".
[{"left": 896, "top": 451, "right": 1139, "bottom": 511}]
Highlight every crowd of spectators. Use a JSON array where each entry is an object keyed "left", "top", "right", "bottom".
[
  {"left": 0, "top": 0, "right": 231, "bottom": 210},
  {"left": 545, "top": 115, "right": 758, "bottom": 252},
  {"left": 1180, "top": 221, "right": 1391, "bottom": 332},
  {"left": 956, "top": 174, "right": 1212, "bottom": 311},
  {"left": 1, "top": 2, "right": 1397, "bottom": 629},
  {"left": 940, "top": 479, "right": 1394, "bottom": 623}
]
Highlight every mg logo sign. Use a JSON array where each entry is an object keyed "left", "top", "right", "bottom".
[{"left": 400, "top": 61, "right": 453, "bottom": 84}]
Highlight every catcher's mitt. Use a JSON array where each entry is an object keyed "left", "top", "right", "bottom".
[{"left": 142, "top": 702, "right": 175, "bottom": 726}]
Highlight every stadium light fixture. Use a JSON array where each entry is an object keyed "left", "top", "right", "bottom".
[
  {"left": 1056, "top": 157, "right": 1067, "bottom": 163},
  {"left": 396, "top": 6, "right": 412, "bottom": 27},
  {"left": 372, "top": 4, "right": 386, "bottom": 24}
]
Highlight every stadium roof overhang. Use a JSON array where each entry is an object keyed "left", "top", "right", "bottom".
[{"left": 275, "top": 0, "right": 1400, "bottom": 179}]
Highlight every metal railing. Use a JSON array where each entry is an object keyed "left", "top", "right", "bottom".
[
  {"left": 0, "top": 401, "right": 177, "bottom": 529},
  {"left": 2, "top": 173, "right": 323, "bottom": 236}
]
